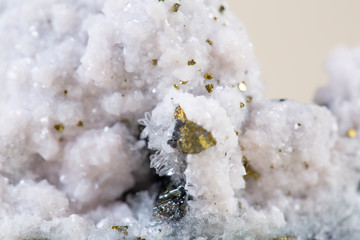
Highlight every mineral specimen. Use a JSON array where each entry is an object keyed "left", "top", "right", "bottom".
[{"left": 0, "top": 0, "right": 359, "bottom": 239}]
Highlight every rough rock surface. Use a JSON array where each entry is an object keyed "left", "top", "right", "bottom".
[{"left": 0, "top": 0, "right": 359, "bottom": 239}]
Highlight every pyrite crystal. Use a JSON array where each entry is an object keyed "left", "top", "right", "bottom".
[{"left": 173, "top": 105, "right": 217, "bottom": 154}]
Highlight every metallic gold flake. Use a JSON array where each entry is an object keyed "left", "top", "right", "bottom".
[
  {"left": 204, "top": 73, "right": 213, "bottom": 80},
  {"left": 54, "top": 124, "right": 64, "bottom": 133},
  {"left": 188, "top": 59, "right": 196, "bottom": 65},
  {"left": 152, "top": 59, "right": 158, "bottom": 66},
  {"left": 214, "top": 17, "right": 219, "bottom": 21},
  {"left": 174, "top": 105, "right": 187, "bottom": 123},
  {"left": 246, "top": 96, "right": 253, "bottom": 103},
  {"left": 77, "top": 121, "right": 83, "bottom": 127},
  {"left": 219, "top": 5, "right": 225, "bottom": 13},
  {"left": 242, "top": 156, "right": 259, "bottom": 180},
  {"left": 206, "top": 39, "right": 213, "bottom": 45},
  {"left": 180, "top": 80, "right": 188, "bottom": 85},
  {"left": 238, "top": 81, "right": 247, "bottom": 92},
  {"left": 171, "top": 3, "right": 181, "bottom": 12},
  {"left": 174, "top": 84, "right": 180, "bottom": 90},
  {"left": 278, "top": 149, "right": 282, "bottom": 153},
  {"left": 179, "top": 121, "right": 216, "bottom": 153},
  {"left": 240, "top": 102, "right": 245, "bottom": 108},
  {"left": 174, "top": 105, "right": 216, "bottom": 154},
  {"left": 205, "top": 84, "right": 214, "bottom": 93},
  {"left": 159, "top": 0, "right": 164, "bottom": 1},
  {"left": 235, "top": 130, "right": 239, "bottom": 136},
  {"left": 110, "top": 225, "right": 129, "bottom": 235},
  {"left": 347, "top": 128, "right": 357, "bottom": 138}
]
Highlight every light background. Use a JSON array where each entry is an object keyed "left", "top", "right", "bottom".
[{"left": 227, "top": 0, "right": 360, "bottom": 103}]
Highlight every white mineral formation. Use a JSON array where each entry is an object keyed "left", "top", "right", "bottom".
[{"left": 0, "top": 0, "right": 359, "bottom": 239}]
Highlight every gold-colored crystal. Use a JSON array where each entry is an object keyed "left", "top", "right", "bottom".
[
  {"left": 171, "top": 3, "right": 181, "bottom": 12},
  {"left": 347, "top": 128, "right": 357, "bottom": 138},
  {"left": 242, "top": 156, "right": 259, "bottom": 180},
  {"left": 110, "top": 225, "right": 129, "bottom": 235},
  {"left": 235, "top": 130, "right": 239, "bottom": 136},
  {"left": 174, "top": 105, "right": 216, "bottom": 154},
  {"left": 204, "top": 73, "right": 213, "bottom": 80},
  {"left": 214, "top": 17, "right": 219, "bottom": 21},
  {"left": 174, "top": 84, "right": 180, "bottom": 90},
  {"left": 240, "top": 102, "right": 245, "bottom": 108},
  {"left": 246, "top": 96, "right": 252, "bottom": 103},
  {"left": 110, "top": 226, "right": 121, "bottom": 231},
  {"left": 188, "top": 59, "right": 196, "bottom": 65},
  {"left": 179, "top": 121, "right": 216, "bottom": 154},
  {"left": 54, "top": 124, "right": 64, "bottom": 133},
  {"left": 206, "top": 39, "right": 213, "bottom": 45},
  {"left": 152, "top": 59, "right": 158, "bottom": 66},
  {"left": 174, "top": 105, "right": 187, "bottom": 123},
  {"left": 77, "top": 121, "right": 83, "bottom": 127},
  {"left": 205, "top": 84, "right": 214, "bottom": 93},
  {"left": 180, "top": 80, "right": 188, "bottom": 85},
  {"left": 238, "top": 81, "right": 247, "bottom": 92}
]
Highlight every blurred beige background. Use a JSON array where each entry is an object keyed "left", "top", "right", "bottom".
[{"left": 227, "top": 0, "right": 360, "bottom": 103}]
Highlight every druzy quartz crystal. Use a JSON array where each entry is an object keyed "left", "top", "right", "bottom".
[{"left": 0, "top": 0, "right": 359, "bottom": 239}]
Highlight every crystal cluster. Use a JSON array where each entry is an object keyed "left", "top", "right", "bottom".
[{"left": 0, "top": 0, "right": 359, "bottom": 239}]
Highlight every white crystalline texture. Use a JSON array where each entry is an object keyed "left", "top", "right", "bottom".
[
  {"left": 0, "top": 0, "right": 360, "bottom": 239},
  {"left": 241, "top": 100, "right": 338, "bottom": 198}
]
